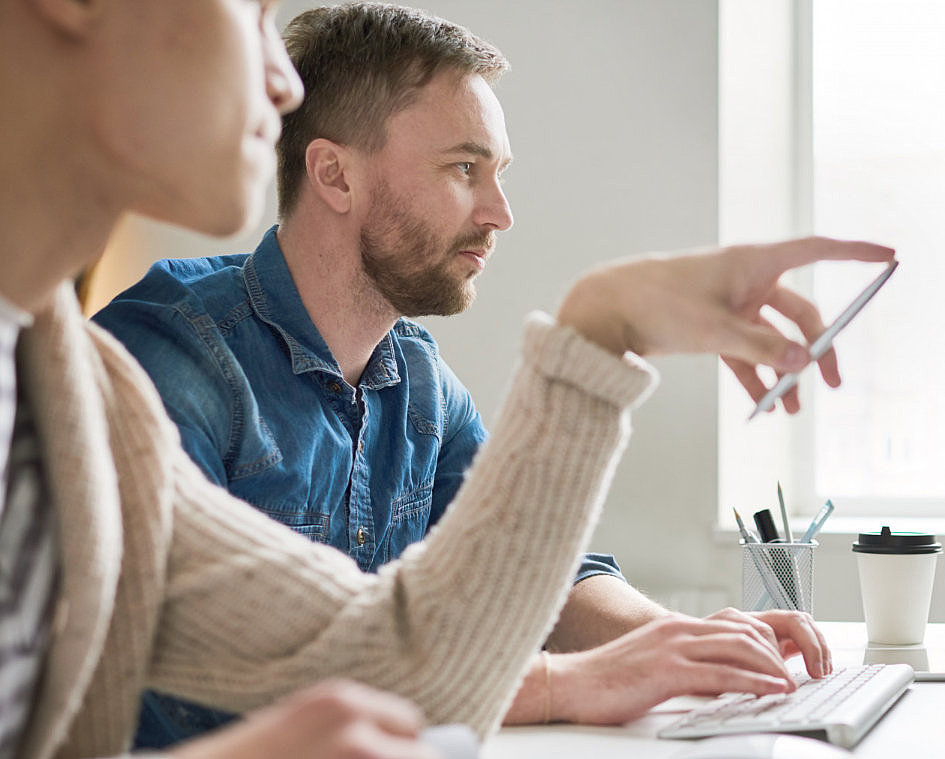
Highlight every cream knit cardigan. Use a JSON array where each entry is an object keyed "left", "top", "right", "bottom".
[{"left": 16, "top": 283, "right": 657, "bottom": 759}]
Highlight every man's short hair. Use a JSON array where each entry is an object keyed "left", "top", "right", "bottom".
[{"left": 277, "top": 2, "right": 509, "bottom": 218}]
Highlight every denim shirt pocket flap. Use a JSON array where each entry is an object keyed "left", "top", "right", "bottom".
[
  {"left": 257, "top": 507, "right": 330, "bottom": 544},
  {"left": 227, "top": 418, "right": 284, "bottom": 481},
  {"left": 406, "top": 403, "right": 441, "bottom": 439},
  {"left": 391, "top": 481, "right": 434, "bottom": 523}
]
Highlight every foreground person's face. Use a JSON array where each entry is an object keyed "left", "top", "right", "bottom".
[{"left": 92, "top": 0, "right": 303, "bottom": 236}]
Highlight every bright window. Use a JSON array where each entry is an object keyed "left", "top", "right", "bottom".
[
  {"left": 719, "top": 0, "right": 945, "bottom": 521},
  {"left": 811, "top": 0, "right": 945, "bottom": 514}
]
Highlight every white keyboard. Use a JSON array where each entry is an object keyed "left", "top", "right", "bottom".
[{"left": 658, "top": 663, "right": 914, "bottom": 748}]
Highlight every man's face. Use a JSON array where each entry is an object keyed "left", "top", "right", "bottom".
[
  {"left": 356, "top": 71, "right": 514, "bottom": 317},
  {"left": 93, "top": 0, "right": 302, "bottom": 236}
]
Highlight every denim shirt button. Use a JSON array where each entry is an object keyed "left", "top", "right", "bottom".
[
  {"left": 328, "top": 381, "right": 343, "bottom": 394},
  {"left": 356, "top": 526, "right": 366, "bottom": 546}
]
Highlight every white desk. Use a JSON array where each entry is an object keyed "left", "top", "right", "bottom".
[
  {"left": 483, "top": 623, "right": 945, "bottom": 758},
  {"left": 824, "top": 621, "right": 945, "bottom": 679}
]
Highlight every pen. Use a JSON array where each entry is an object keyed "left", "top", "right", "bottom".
[
  {"left": 775, "top": 485, "right": 804, "bottom": 611},
  {"left": 777, "top": 482, "right": 794, "bottom": 543},
  {"left": 800, "top": 499, "right": 835, "bottom": 543},
  {"left": 748, "top": 261, "right": 898, "bottom": 420}
]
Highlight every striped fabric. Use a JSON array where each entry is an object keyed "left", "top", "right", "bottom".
[
  {"left": 0, "top": 295, "right": 26, "bottom": 509},
  {"left": 0, "top": 301, "right": 59, "bottom": 759}
]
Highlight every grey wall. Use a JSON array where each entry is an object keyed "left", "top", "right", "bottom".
[{"left": 407, "top": 1, "right": 725, "bottom": 610}]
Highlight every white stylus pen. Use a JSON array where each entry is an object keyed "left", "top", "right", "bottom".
[{"left": 748, "top": 260, "right": 899, "bottom": 421}]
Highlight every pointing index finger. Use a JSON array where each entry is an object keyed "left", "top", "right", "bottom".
[{"left": 758, "top": 237, "right": 896, "bottom": 278}]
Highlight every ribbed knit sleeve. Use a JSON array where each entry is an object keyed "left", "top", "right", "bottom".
[{"left": 148, "top": 311, "right": 659, "bottom": 738}]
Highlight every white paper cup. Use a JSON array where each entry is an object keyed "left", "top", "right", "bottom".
[{"left": 853, "top": 526, "right": 941, "bottom": 645}]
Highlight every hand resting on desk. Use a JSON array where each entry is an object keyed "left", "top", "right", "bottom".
[{"left": 534, "top": 608, "right": 831, "bottom": 726}]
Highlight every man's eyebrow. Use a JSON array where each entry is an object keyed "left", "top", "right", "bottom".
[{"left": 442, "top": 142, "right": 514, "bottom": 169}]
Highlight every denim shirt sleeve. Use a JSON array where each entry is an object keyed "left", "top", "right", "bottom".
[
  {"left": 93, "top": 289, "right": 278, "bottom": 489},
  {"left": 575, "top": 552, "right": 626, "bottom": 583},
  {"left": 428, "top": 354, "right": 487, "bottom": 527}
]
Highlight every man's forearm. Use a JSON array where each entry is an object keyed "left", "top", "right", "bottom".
[
  {"left": 544, "top": 574, "right": 670, "bottom": 652},
  {"left": 501, "top": 654, "right": 548, "bottom": 725}
]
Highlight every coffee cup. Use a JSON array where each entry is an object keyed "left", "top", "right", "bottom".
[{"left": 853, "top": 526, "right": 941, "bottom": 645}]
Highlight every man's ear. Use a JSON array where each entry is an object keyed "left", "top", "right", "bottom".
[
  {"left": 30, "top": 0, "right": 103, "bottom": 37},
  {"left": 304, "top": 139, "right": 354, "bottom": 214}
]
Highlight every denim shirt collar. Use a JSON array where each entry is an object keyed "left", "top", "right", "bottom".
[{"left": 243, "top": 226, "right": 400, "bottom": 390}]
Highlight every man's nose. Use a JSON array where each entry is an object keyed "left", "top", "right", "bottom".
[{"left": 474, "top": 182, "right": 514, "bottom": 231}]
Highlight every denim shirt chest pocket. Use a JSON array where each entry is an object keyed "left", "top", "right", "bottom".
[
  {"left": 227, "top": 466, "right": 333, "bottom": 546},
  {"left": 366, "top": 385, "right": 444, "bottom": 566},
  {"left": 264, "top": 507, "right": 331, "bottom": 544},
  {"left": 383, "top": 478, "right": 435, "bottom": 561}
]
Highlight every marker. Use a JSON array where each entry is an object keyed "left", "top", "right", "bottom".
[
  {"left": 749, "top": 260, "right": 898, "bottom": 420},
  {"left": 754, "top": 507, "right": 801, "bottom": 610},
  {"left": 777, "top": 482, "right": 794, "bottom": 543},
  {"left": 753, "top": 509, "right": 781, "bottom": 543}
]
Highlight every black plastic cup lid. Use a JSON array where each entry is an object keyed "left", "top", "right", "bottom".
[{"left": 852, "top": 525, "right": 942, "bottom": 555}]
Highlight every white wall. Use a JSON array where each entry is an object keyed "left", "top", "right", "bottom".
[{"left": 92, "top": 1, "right": 945, "bottom": 622}]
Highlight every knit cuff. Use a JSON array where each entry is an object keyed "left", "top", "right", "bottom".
[{"left": 521, "top": 311, "right": 659, "bottom": 411}]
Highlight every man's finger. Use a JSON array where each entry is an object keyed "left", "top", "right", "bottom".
[
  {"left": 703, "top": 608, "right": 782, "bottom": 656},
  {"left": 679, "top": 662, "right": 793, "bottom": 699},
  {"left": 680, "top": 633, "right": 794, "bottom": 685},
  {"left": 753, "top": 611, "right": 833, "bottom": 678}
]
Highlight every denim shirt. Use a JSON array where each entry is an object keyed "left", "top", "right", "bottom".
[{"left": 94, "top": 226, "right": 624, "bottom": 747}]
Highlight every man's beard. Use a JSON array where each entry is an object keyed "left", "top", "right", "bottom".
[{"left": 360, "top": 183, "right": 494, "bottom": 317}]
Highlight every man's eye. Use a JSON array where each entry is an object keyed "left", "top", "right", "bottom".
[{"left": 456, "top": 162, "right": 473, "bottom": 175}]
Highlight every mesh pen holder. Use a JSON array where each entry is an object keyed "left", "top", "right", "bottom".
[{"left": 741, "top": 541, "right": 816, "bottom": 614}]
